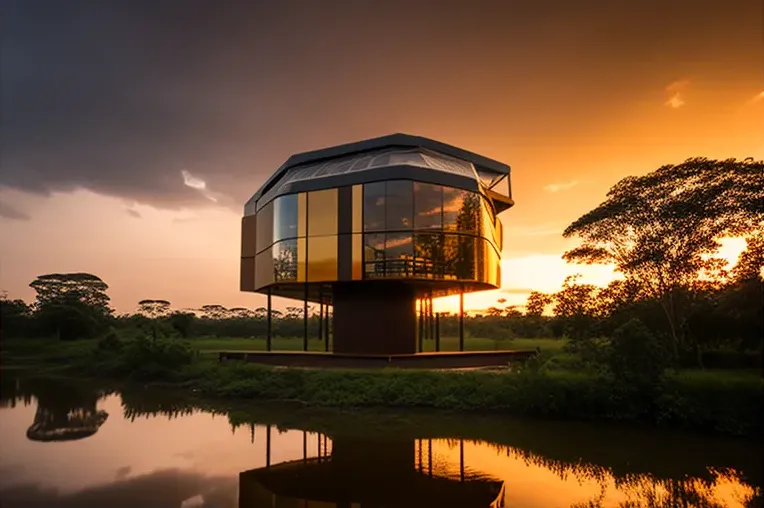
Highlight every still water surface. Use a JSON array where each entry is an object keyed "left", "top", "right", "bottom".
[{"left": 0, "top": 375, "right": 760, "bottom": 507}]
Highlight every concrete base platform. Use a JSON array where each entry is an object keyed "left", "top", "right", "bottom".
[{"left": 217, "top": 350, "right": 537, "bottom": 369}]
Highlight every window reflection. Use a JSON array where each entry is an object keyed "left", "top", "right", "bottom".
[
  {"left": 442, "top": 234, "right": 476, "bottom": 280},
  {"left": 443, "top": 188, "right": 479, "bottom": 234},
  {"left": 414, "top": 232, "right": 443, "bottom": 279},
  {"left": 273, "top": 194, "right": 299, "bottom": 242},
  {"left": 351, "top": 233, "right": 363, "bottom": 280},
  {"left": 364, "top": 233, "right": 385, "bottom": 278},
  {"left": 308, "top": 189, "right": 338, "bottom": 237},
  {"left": 307, "top": 235, "right": 338, "bottom": 282},
  {"left": 481, "top": 198, "right": 496, "bottom": 247},
  {"left": 273, "top": 240, "right": 298, "bottom": 282},
  {"left": 414, "top": 183, "right": 442, "bottom": 230},
  {"left": 385, "top": 180, "right": 413, "bottom": 231},
  {"left": 363, "top": 182, "right": 386, "bottom": 232},
  {"left": 384, "top": 232, "right": 414, "bottom": 277}
]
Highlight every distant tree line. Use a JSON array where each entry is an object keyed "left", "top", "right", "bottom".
[{"left": 1, "top": 157, "right": 761, "bottom": 368}]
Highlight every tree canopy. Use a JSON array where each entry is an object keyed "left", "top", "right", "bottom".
[{"left": 562, "top": 157, "right": 763, "bottom": 352}]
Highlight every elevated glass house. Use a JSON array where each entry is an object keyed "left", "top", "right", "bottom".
[{"left": 241, "top": 133, "right": 513, "bottom": 355}]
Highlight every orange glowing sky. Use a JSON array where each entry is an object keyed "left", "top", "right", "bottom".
[{"left": 0, "top": 0, "right": 762, "bottom": 313}]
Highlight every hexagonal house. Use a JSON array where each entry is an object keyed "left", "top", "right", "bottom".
[{"left": 240, "top": 133, "right": 513, "bottom": 358}]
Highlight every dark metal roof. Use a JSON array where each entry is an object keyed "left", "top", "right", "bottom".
[
  {"left": 283, "top": 133, "right": 510, "bottom": 174},
  {"left": 250, "top": 133, "right": 511, "bottom": 205}
]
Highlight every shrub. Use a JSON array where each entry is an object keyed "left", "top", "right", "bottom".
[{"left": 606, "top": 318, "right": 669, "bottom": 391}]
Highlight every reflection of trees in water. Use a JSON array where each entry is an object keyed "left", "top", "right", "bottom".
[
  {"left": 1, "top": 375, "right": 111, "bottom": 442},
  {"left": 572, "top": 473, "right": 761, "bottom": 508},
  {"left": 22, "top": 379, "right": 110, "bottom": 442},
  {"left": 428, "top": 439, "right": 758, "bottom": 507},
  {"left": 119, "top": 390, "right": 202, "bottom": 422},
  {"left": 114, "top": 393, "right": 759, "bottom": 507}
]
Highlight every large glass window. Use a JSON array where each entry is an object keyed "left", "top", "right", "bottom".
[
  {"left": 273, "top": 194, "right": 299, "bottom": 242},
  {"left": 363, "top": 233, "right": 385, "bottom": 278},
  {"left": 363, "top": 182, "right": 386, "bottom": 232},
  {"left": 272, "top": 239, "right": 298, "bottom": 282},
  {"left": 413, "top": 183, "right": 442, "bottom": 230},
  {"left": 307, "top": 235, "right": 338, "bottom": 282},
  {"left": 384, "top": 232, "right": 414, "bottom": 277},
  {"left": 443, "top": 188, "right": 479, "bottom": 234},
  {"left": 307, "top": 189, "right": 338, "bottom": 237},
  {"left": 385, "top": 180, "right": 413, "bottom": 231},
  {"left": 351, "top": 233, "right": 363, "bottom": 280},
  {"left": 256, "top": 201, "right": 274, "bottom": 253},
  {"left": 414, "top": 232, "right": 443, "bottom": 279},
  {"left": 442, "top": 234, "right": 476, "bottom": 280}
]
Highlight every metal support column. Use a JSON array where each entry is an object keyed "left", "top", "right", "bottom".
[
  {"left": 325, "top": 304, "right": 330, "bottom": 352},
  {"left": 428, "top": 439, "right": 433, "bottom": 476},
  {"left": 429, "top": 292, "right": 435, "bottom": 342},
  {"left": 266, "top": 424, "right": 272, "bottom": 468},
  {"left": 435, "top": 312, "right": 440, "bottom": 352},
  {"left": 418, "top": 298, "right": 424, "bottom": 352},
  {"left": 318, "top": 287, "right": 324, "bottom": 342},
  {"left": 303, "top": 431, "right": 307, "bottom": 463},
  {"left": 303, "top": 283, "right": 309, "bottom": 351},
  {"left": 459, "top": 289, "right": 465, "bottom": 352},
  {"left": 266, "top": 288, "right": 272, "bottom": 351},
  {"left": 459, "top": 439, "right": 464, "bottom": 482}
]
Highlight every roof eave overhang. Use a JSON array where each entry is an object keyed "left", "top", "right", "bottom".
[{"left": 251, "top": 133, "right": 511, "bottom": 203}]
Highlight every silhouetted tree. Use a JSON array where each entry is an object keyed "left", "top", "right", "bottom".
[
  {"left": 563, "top": 157, "right": 763, "bottom": 359},
  {"left": 29, "top": 273, "right": 112, "bottom": 340}
]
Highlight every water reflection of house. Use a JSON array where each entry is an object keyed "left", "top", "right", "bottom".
[{"left": 239, "top": 425, "right": 505, "bottom": 508}]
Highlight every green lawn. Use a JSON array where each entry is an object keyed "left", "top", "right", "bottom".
[
  {"left": 191, "top": 336, "right": 329, "bottom": 353},
  {"left": 189, "top": 335, "right": 565, "bottom": 354}
]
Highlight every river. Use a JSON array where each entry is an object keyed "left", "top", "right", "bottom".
[{"left": 0, "top": 374, "right": 760, "bottom": 507}]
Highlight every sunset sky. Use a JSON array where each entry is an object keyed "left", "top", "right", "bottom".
[{"left": 1, "top": 0, "right": 762, "bottom": 314}]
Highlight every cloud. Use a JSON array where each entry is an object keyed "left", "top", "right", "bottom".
[
  {"left": 665, "top": 93, "right": 685, "bottom": 109},
  {"left": 125, "top": 208, "right": 141, "bottom": 218},
  {"left": 543, "top": 180, "right": 579, "bottom": 193},
  {"left": 748, "top": 91, "right": 764, "bottom": 104},
  {"left": 664, "top": 79, "right": 690, "bottom": 109},
  {"left": 0, "top": 199, "right": 30, "bottom": 220}
]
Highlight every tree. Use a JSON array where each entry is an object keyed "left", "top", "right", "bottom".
[
  {"left": 525, "top": 291, "right": 552, "bottom": 317},
  {"left": 563, "top": 157, "right": 763, "bottom": 357},
  {"left": 551, "top": 275, "right": 600, "bottom": 341},
  {"left": 137, "top": 300, "right": 171, "bottom": 319},
  {"left": 200, "top": 304, "right": 230, "bottom": 320},
  {"left": 167, "top": 312, "right": 195, "bottom": 338},
  {"left": 30, "top": 273, "right": 111, "bottom": 315},
  {"left": 1, "top": 296, "right": 33, "bottom": 338},
  {"left": 137, "top": 300, "right": 171, "bottom": 342},
  {"left": 29, "top": 273, "right": 113, "bottom": 339}
]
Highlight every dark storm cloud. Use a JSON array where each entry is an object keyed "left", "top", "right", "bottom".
[
  {"left": 0, "top": 199, "right": 30, "bottom": 220},
  {"left": 124, "top": 208, "right": 141, "bottom": 219},
  {"left": 1, "top": 0, "right": 760, "bottom": 211}
]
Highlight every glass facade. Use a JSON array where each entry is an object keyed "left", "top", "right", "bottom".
[
  {"left": 251, "top": 179, "right": 502, "bottom": 289},
  {"left": 307, "top": 189, "right": 338, "bottom": 237},
  {"left": 308, "top": 235, "right": 338, "bottom": 282},
  {"left": 273, "top": 194, "right": 299, "bottom": 243}
]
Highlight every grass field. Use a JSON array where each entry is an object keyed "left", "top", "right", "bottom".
[{"left": 190, "top": 335, "right": 565, "bottom": 354}]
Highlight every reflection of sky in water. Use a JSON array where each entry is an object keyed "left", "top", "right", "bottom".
[{"left": 0, "top": 394, "right": 757, "bottom": 508}]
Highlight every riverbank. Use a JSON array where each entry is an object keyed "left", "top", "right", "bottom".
[{"left": 2, "top": 336, "right": 761, "bottom": 437}]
